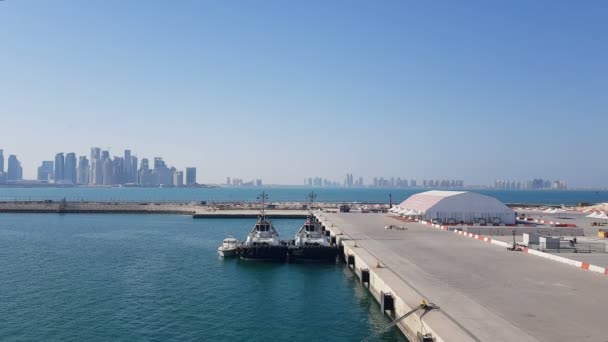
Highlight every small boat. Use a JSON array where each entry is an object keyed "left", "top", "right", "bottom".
[
  {"left": 288, "top": 192, "right": 339, "bottom": 261},
  {"left": 237, "top": 192, "right": 288, "bottom": 261},
  {"left": 218, "top": 237, "right": 239, "bottom": 257}
]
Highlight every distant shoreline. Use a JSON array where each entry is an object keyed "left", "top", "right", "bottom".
[
  {"left": 0, "top": 184, "right": 218, "bottom": 189},
  {"left": 1, "top": 184, "right": 607, "bottom": 191}
]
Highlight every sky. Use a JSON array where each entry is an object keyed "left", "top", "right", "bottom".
[{"left": 1, "top": 1, "right": 607, "bottom": 187}]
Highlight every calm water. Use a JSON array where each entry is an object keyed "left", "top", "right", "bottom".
[
  {"left": 0, "top": 214, "right": 406, "bottom": 342},
  {"left": 1, "top": 186, "right": 608, "bottom": 205}
]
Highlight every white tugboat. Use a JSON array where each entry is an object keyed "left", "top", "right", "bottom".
[
  {"left": 238, "top": 192, "right": 288, "bottom": 261},
  {"left": 217, "top": 236, "right": 239, "bottom": 257},
  {"left": 288, "top": 192, "right": 338, "bottom": 261}
]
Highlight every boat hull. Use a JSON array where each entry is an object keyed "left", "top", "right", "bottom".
[
  {"left": 288, "top": 245, "right": 339, "bottom": 262},
  {"left": 218, "top": 248, "right": 238, "bottom": 258},
  {"left": 238, "top": 245, "right": 288, "bottom": 261}
]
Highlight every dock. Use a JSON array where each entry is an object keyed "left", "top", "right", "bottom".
[
  {"left": 316, "top": 212, "right": 608, "bottom": 342},
  {"left": 193, "top": 210, "right": 308, "bottom": 219},
  {"left": 0, "top": 201, "right": 309, "bottom": 218}
]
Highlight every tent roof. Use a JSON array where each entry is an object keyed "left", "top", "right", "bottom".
[{"left": 396, "top": 190, "right": 512, "bottom": 215}]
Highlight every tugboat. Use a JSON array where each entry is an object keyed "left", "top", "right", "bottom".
[
  {"left": 288, "top": 192, "right": 339, "bottom": 261},
  {"left": 238, "top": 192, "right": 288, "bottom": 261},
  {"left": 218, "top": 236, "right": 239, "bottom": 257}
]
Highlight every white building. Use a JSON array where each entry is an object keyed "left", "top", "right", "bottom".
[
  {"left": 395, "top": 190, "right": 515, "bottom": 225},
  {"left": 173, "top": 171, "right": 184, "bottom": 187}
]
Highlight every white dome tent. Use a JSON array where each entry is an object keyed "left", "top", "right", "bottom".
[{"left": 394, "top": 190, "right": 516, "bottom": 225}]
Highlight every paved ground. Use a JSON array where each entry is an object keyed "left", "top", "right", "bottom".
[
  {"left": 518, "top": 210, "right": 608, "bottom": 236},
  {"left": 321, "top": 213, "right": 608, "bottom": 342},
  {"left": 496, "top": 211, "right": 608, "bottom": 267}
]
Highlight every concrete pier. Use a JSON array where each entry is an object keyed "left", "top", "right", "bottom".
[
  {"left": 193, "top": 210, "right": 307, "bottom": 219},
  {"left": 0, "top": 201, "right": 197, "bottom": 214},
  {"left": 0, "top": 202, "right": 307, "bottom": 218},
  {"left": 317, "top": 212, "right": 608, "bottom": 342}
]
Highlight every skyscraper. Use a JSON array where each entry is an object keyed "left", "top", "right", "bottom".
[
  {"left": 92, "top": 159, "right": 103, "bottom": 185},
  {"left": 64, "top": 152, "right": 77, "bottom": 184},
  {"left": 102, "top": 158, "right": 113, "bottom": 185},
  {"left": 112, "top": 157, "right": 123, "bottom": 184},
  {"left": 0, "top": 149, "right": 4, "bottom": 173},
  {"left": 173, "top": 171, "right": 184, "bottom": 187},
  {"left": 130, "top": 156, "right": 138, "bottom": 184},
  {"left": 37, "top": 161, "right": 54, "bottom": 181},
  {"left": 7, "top": 155, "right": 22, "bottom": 181},
  {"left": 153, "top": 157, "right": 165, "bottom": 171},
  {"left": 124, "top": 150, "right": 132, "bottom": 182},
  {"left": 54, "top": 153, "right": 64, "bottom": 182},
  {"left": 89, "top": 147, "right": 102, "bottom": 185},
  {"left": 90, "top": 147, "right": 101, "bottom": 161},
  {"left": 77, "top": 156, "right": 89, "bottom": 185},
  {"left": 185, "top": 167, "right": 196, "bottom": 185},
  {"left": 140, "top": 158, "right": 149, "bottom": 171}
]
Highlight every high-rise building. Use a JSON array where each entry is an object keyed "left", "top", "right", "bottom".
[
  {"left": 140, "top": 158, "right": 149, "bottom": 171},
  {"left": 90, "top": 147, "right": 101, "bottom": 161},
  {"left": 139, "top": 169, "right": 157, "bottom": 187},
  {"left": 54, "top": 153, "right": 65, "bottom": 182},
  {"left": 77, "top": 156, "right": 89, "bottom": 185},
  {"left": 138, "top": 158, "right": 149, "bottom": 184},
  {"left": 102, "top": 158, "right": 113, "bottom": 185},
  {"left": 185, "top": 167, "right": 196, "bottom": 185},
  {"left": 89, "top": 147, "right": 102, "bottom": 186},
  {"left": 92, "top": 159, "right": 103, "bottom": 185},
  {"left": 124, "top": 150, "right": 132, "bottom": 182},
  {"left": 112, "top": 157, "right": 124, "bottom": 184},
  {"left": 0, "top": 149, "right": 4, "bottom": 173},
  {"left": 7, "top": 155, "right": 22, "bottom": 181},
  {"left": 37, "top": 161, "right": 54, "bottom": 181},
  {"left": 151, "top": 158, "right": 172, "bottom": 185},
  {"left": 173, "top": 171, "right": 184, "bottom": 187},
  {"left": 130, "top": 156, "right": 138, "bottom": 184},
  {"left": 226, "top": 177, "right": 231, "bottom": 185},
  {"left": 154, "top": 157, "right": 165, "bottom": 171},
  {"left": 64, "top": 153, "right": 77, "bottom": 184}
]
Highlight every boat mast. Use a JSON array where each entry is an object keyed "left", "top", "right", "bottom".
[
  {"left": 308, "top": 191, "right": 317, "bottom": 214},
  {"left": 257, "top": 191, "right": 268, "bottom": 216}
]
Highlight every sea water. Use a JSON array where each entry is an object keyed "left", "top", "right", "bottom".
[{"left": 0, "top": 214, "right": 407, "bottom": 341}]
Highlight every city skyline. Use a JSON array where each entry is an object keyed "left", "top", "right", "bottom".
[
  {"left": 0, "top": 147, "right": 569, "bottom": 190},
  {"left": 0, "top": 147, "right": 198, "bottom": 187},
  {"left": 0, "top": 147, "right": 575, "bottom": 189},
  {"left": 1, "top": 1, "right": 607, "bottom": 186}
]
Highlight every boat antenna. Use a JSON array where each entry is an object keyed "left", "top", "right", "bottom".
[
  {"left": 308, "top": 191, "right": 317, "bottom": 213},
  {"left": 257, "top": 191, "right": 268, "bottom": 216}
]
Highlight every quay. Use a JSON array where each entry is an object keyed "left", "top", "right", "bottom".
[
  {"left": 193, "top": 210, "right": 307, "bottom": 219},
  {"left": 0, "top": 201, "right": 310, "bottom": 218},
  {"left": 316, "top": 212, "right": 608, "bottom": 342},
  {"left": 0, "top": 201, "right": 198, "bottom": 215}
]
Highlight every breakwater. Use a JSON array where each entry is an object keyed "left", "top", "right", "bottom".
[
  {"left": 0, "top": 201, "right": 324, "bottom": 217},
  {"left": 0, "top": 201, "right": 197, "bottom": 215}
]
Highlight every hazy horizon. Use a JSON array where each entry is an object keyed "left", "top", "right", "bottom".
[{"left": 1, "top": 1, "right": 607, "bottom": 187}]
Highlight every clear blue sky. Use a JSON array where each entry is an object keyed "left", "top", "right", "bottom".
[{"left": 1, "top": 1, "right": 606, "bottom": 186}]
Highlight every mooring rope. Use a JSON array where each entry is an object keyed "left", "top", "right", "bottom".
[{"left": 361, "top": 301, "right": 437, "bottom": 342}]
